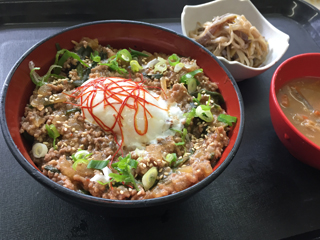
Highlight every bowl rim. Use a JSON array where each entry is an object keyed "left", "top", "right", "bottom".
[
  {"left": 270, "top": 52, "right": 320, "bottom": 151},
  {"left": 0, "top": 19, "right": 245, "bottom": 208},
  {"left": 181, "top": 0, "right": 290, "bottom": 71}
]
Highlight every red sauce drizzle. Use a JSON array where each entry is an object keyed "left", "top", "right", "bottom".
[{"left": 68, "top": 77, "right": 167, "bottom": 159}]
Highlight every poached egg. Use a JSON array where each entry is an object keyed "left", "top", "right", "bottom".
[{"left": 76, "top": 77, "right": 184, "bottom": 149}]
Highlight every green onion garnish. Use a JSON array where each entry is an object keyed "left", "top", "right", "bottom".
[
  {"left": 165, "top": 153, "right": 177, "bottom": 166},
  {"left": 45, "top": 124, "right": 60, "bottom": 150},
  {"left": 168, "top": 54, "right": 180, "bottom": 66},
  {"left": 217, "top": 114, "right": 237, "bottom": 126},
  {"left": 54, "top": 49, "right": 89, "bottom": 74},
  {"left": 118, "top": 49, "right": 132, "bottom": 62},
  {"left": 130, "top": 60, "right": 142, "bottom": 72},
  {"left": 87, "top": 160, "right": 109, "bottom": 170},
  {"left": 90, "top": 50, "right": 101, "bottom": 62},
  {"left": 195, "top": 105, "right": 213, "bottom": 122},
  {"left": 129, "top": 48, "right": 149, "bottom": 58},
  {"left": 154, "top": 58, "right": 167, "bottom": 73},
  {"left": 71, "top": 150, "right": 92, "bottom": 171},
  {"left": 180, "top": 69, "right": 203, "bottom": 84},
  {"left": 184, "top": 108, "right": 197, "bottom": 125}
]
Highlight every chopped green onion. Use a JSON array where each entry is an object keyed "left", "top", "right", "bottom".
[
  {"left": 71, "top": 149, "right": 92, "bottom": 171},
  {"left": 117, "top": 49, "right": 132, "bottom": 62},
  {"left": 175, "top": 142, "right": 185, "bottom": 146},
  {"left": 174, "top": 62, "right": 184, "bottom": 73},
  {"left": 196, "top": 105, "right": 214, "bottom": 122},
  {"left": 180, "top": 69, "right": 203, "bottom": 84},
  {"left": 29, "top": 65, "right": 62, "bottom": 87},
  {"left": 129, "top": 48, "right": 149, "bottom": 58},
  {"left": 100, "top": 53, "right": 128, "bottom": 75},
  {"left": 142, "top": 167, "right": 158, "bottom": 190},
  {"left": 87, "top": 160, "right": 109, "bottom": 170},
  {"left": 168, "top": 54, "right": 180, "bottom": 66},
  {"left": 217, "top": 114, "right": 237, "bottom": 126},
  {"left": 55, "top": 49, "right": 89, "bottom": 68},
  {"left": 130, "top": 60, "right": 142, "bottom": 72},
  {"left": 192, "top": 93, "right": 202, "bottom": 105},
  {"left": 173, "top": 153, "right": 191, "bottom": 168},
  {"left": 184, "top": 108, "right": 197, "bottom": 125},
  {"left": 72, "top": 159, "right": 89, "bottom": 171},
  {"left": 73, "top": 150, "right": 91, "bottom": 160},
  {"left": 165, "top": 153, "right": 177, "bottom": 165},
  {"left": 32, "top": 143, "right": 48, "bottom": 158},
  {"left": 90, "top": 51, "right": 101, "bottom": 62},
  {"left": 154, "top": 58, "right": 167, "bottom": 73},
  {"left": 187, "top": 77, "right": 198, "bottom": 93},
  {"left": 45, "top": 124, "right": 60, "bottom": 150},
  {"left": 30, "top": 67, "right": 41, "bottom": 86}
]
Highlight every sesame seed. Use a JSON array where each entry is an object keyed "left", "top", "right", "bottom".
[
  {"left": 128, "top": 188, "right": 132, "bottom": 192},
  {"left": 197, "top": 170, "right": 200, "bottom": 172},
  {"left": 159, "top": 168, "right": 163, "bottom": 173},
  {"left": 45, "top": 108, "right": 48, "bottom": 112},
  {"left": 38, "top": 94, "right": 43, "bottom": 97},
  {"left": 120, "top": 190, "right": 124, "bottom": 194},
  {"left": 153, "top": 161, "right": 158, "bottom": 166},
  {"left": 56, "top": 121, "right": 61, "bottom": 124},
  {"left": 64, "top": 128, "right": 67, "bottom": 131},
  {"left": 44, "top": 98, "right": 48, "bottom": 101},
  {"left": 178, "top": 156, "right": 182, "bottom": 159},
  {"left": 205, "top": 135, "right": 208, "bottom": 139},
  {"left": 160, "top": 175, "right": 164, "bottom": 179},
  {"left": 220, "top": 134, "right": 224, "bottom": 137}
]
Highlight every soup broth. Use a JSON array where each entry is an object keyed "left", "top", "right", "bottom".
[{"left": 277, "top": 77, "right": 320, "bottom": 147}]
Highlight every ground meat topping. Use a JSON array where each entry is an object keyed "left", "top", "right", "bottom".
[{"left": 20, "top": 37, "right": 235, "bottom": 200}]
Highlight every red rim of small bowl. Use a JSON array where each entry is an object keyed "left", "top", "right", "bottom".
[
  {"left": 0, "top": 20, "right": 245, "bottom": 208},
  {"left": 271, "top": 52, "right": 320, "bottom": 152}
]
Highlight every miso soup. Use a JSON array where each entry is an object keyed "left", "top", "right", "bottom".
[{"left": 277, "top": 77, "right": 320, "bottom": 147}]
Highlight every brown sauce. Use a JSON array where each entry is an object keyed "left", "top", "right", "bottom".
[{"left": 277, "top": 77, "right": 320, "bottom": 146}]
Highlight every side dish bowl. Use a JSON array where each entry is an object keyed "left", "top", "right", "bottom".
[
  {"left": 181, "top": 0, "right": 290, "bottom": 81},
  {"left": 270, "top": 53, "right": 320, "bottom": 169},
  {"left": 0, "top": 20, "right": 244, "bottom": 215}
]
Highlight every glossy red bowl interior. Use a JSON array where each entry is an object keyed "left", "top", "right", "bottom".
[
  {"left": 1, "top": 20, "right": 244, "bottom": 212},
  {"left": 270, "top": 53, "right": 320, "bottom": 169}
]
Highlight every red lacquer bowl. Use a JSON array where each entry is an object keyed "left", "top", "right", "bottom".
[
  {"left": 0, "top": 20, "right": 244, "bottom": 215},
  {"left": 270, "top": 53, "right": 320, "bottom": 169}
]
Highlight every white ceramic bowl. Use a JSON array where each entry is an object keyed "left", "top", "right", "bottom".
[{"left": 181, "top": 0, "right": 290, "bottom": 81}]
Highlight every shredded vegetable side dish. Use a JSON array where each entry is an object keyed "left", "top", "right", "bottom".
[
  {"left": 189, "top": 13, "right": 269, "bottom": 68},
  {"left": 20, "top": 37, "right": 237, "bottom": 200}
]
